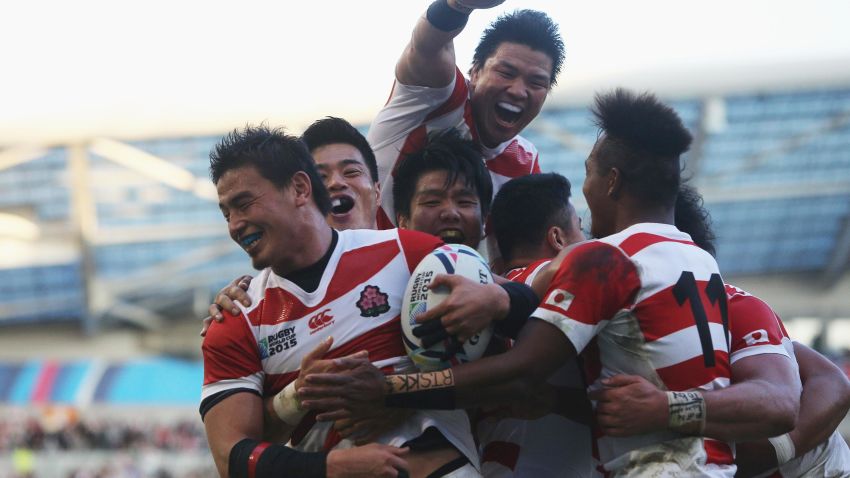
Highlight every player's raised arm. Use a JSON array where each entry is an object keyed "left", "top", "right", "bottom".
[{"left": 396, "top": 0, "right": 504, "bottom": 88}]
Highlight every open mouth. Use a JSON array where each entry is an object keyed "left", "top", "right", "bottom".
[
  {"left": 438, "top": 229, "right": 466, "bottom": 244},
  {"left": 331, "top": 196, "right": 355, "bottom": 215},
  {"left": 240, "top": 231, "right": 263, "bottom": 251},
  {"left": 495, "top": 102, "right": 523, "bottom": 125}
]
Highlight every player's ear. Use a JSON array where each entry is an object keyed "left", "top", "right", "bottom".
[
  {"left": 548, "top": 226, "right": 567, "bottom": 251},
  {"left": 397, "top": 213, "right": 410, "bottom": 230},
  {"left": 291, "top": 171, "right": 313, "bottom": 206},
  {"left": 606, "top": 167, "right": 622, "bottom": 198}
]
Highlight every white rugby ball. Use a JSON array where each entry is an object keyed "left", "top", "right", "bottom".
[{"left": 401, "top": 244, "right": 494, "bottom": 371}]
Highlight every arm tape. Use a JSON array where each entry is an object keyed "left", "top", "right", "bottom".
[
  {"left": 494, "top": 282, "right": 539, "bottom": 339},
  {"left": 229, "top": 438, "right": 327, "bottom": 478},
  {"left": 768, "top": 433, "right": 796, "bottom": 464},
  {"left": 426, "top": 0, "right": 469, "bottom": 32},
  {"left": 384, "top": 387, "right": 457, "bottom": 410}
]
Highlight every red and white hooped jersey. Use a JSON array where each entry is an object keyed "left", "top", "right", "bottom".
[
  {"left": 727, "top": 287, "right": 850, "bottom": 477},
  {"left": 201, "top": 228, "right": 479, "bottom": 468},
  {"left": 367, "top": 67, "right": 541, "bottom": 232},
  {"left": 532, "top": 223, "right": 735, "bottom": 476}
]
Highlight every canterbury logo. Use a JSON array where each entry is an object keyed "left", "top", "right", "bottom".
[{"left": 308, "top": 309, "right": 334, "bottom": 333}]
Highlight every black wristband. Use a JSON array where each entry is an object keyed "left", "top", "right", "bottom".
[
  {"left": 426, "top": 0, "right": 470, "bottom": 32},
  {"left": 229, "top": 438, "right": 327, "bottom": 478},
  {"left": 495, "top": 282, "right": 540, "bottom": 339},
  {"left": 385, "top": 387, "right": 457, "bottom": 410}
]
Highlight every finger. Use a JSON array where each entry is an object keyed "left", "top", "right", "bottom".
[
  {"left": 200, "top": 316, "right": 214, "bottom": 337},
  {"left": 303, "top": 373, "right": 356, "bottom": 387},
  {"left": 237, "top": 275, "right": 253, "bottom": 290},
  {"left": 336, "top": 350, "right": 369, "bottom": 362},
  {"left": 315, "top": 409, "right": 353, "bottom": 422},
  {"left": 231, "top": 284, "right": 252, "bottom": 307},
  {"left": 332, "top": 355, "right": 371, "bottom": 369},
  {"left": 304, "top": 336, "right": 334, "bottom": 363},
  {"left": 207, "top": 304, "right": 224, "bottom": 321},
  {"left": 600, "top": 374, "right": 643, "bottom": 388},
  {"left": 439, "top": 338, "right": 464, "bottom": 361},
  {"left": 412, "top": 318, "right": 444, "bottom": 338},
  {"left": 300, "top": 396, "right": 351, "bottom": 411},
  {"left": 420, "top": 330, "right": 450, "bottom": 349},
  {"left": 215, "top": 290, "right": 241, "bottom": 316},
  {"left": 298, "top": 384, "right": 351, "bottom": 400}
]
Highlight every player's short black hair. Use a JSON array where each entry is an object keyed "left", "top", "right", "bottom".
[
  {"left": 472, "top": 9, "right": 565, "bottom": 86},
  {"left": 210, "top": 124, "right": 332, "bottom": 215},
  {"left": 675, "top": 183, "right": 716, "bottom": 257},
  {"left": 490, "top": 173, "right": 573, "bottom": 261},
  {"left": 591, "top": 88, "right": 692, "bottom": 208},
  {"left": 301, "top": 117, "right": 379, "bottom": 183},
  {"left": 393, "top": 128, "right": 492, "bottom": 220}
]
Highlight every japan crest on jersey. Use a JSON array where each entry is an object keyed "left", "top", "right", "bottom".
[{"left": 545, "top": 289, "right": 574, "bottom": 314}]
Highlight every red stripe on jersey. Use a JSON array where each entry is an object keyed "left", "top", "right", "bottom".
[
  {"left": 376, "top": 207, "right": 394, "bottom": 230},
  {"left": 203, "top": 316, "right": 262, "bottom": 385},
  {"left": 655, "top": 353, "right": 730, "bottom": 391},
  {"left": 263, "top": 318, "right": 407, "bottom": 395},
  {"left": 728, "top": 291, "right": 787, "bottom": 353},
  {"left": 486, "top": 140, "right": 537, "bottom": 178},
  {"left": 390, "top": 125, "right": 428, "bottom": 180},
  {"left": 618, "top": 232, "right": 695, "bottom": 257},
  {"left": 481, "top": 441, "right": 521, "bottom": 470},
  {"left": 538, "top": 241, "right": 640, "bottom": 326},
  {"left": 530, "top": 152, "right": 541, "bottom": 174},
  {"left": 424, "top": 68, "right": 468, "bottom": 122},
  {"left": 246, "top": 239, "right": 407, "bottom": 327},
  {"left": 463, "top": 100, "right": 479, "bottom": 143},
  {"left": 636, "top": 283, "right": 728, "bottom": 342},
  {"left": 398, "top": 228, "right": 443, "bottom": 273},
  {"left": 505, "top": 259, "right": 550, "bottom": 285},
  {"left": 704, "top": 440, "right": 735, "bottom": 465}
]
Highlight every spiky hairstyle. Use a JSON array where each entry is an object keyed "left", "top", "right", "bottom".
[
  {"left": 591, "top": 88, "right": 692, "bottom": 206},
  {"left": 472, "top": 9, "right": 565, "bottom": 86},
  {"left": 210, "top": 123, "right": 332, "bottom": 215}
]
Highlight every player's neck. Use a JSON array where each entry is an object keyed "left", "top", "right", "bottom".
[
  {"left": 614, "top": 201, "right": 674, "bottom": 234},
  {"left": 271, "top": 219, "right": 334, "bottom": 277}
]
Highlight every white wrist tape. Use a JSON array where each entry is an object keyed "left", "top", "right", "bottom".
[
  {"left": 666, "top": 390, "right": 706, "bottom": 435},
  {"left": 272, "top": 381, "right": 307, "bottom": 426},
  {"left": 768, "top": 433, "right": 796, "bottom": 464}
]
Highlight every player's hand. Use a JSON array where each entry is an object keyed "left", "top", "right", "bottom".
[
  {"left": 296, "top": 337, "right": 368, "bottom": 392},
  {"left": 327, "top": 444, "right": 409, "bottom": 478},
  {"left": 589, "top": 375, "right": 668, "bottom": 437},
  {"left": 334, "top": 409, "right": 414, "bottom": 445},
  {"left": 299, "top": 355, "right": 387, "bottom": 421},
  {"left": 204, "top": 275, "right": 253, "bottom": 326},
  {"left": 414, "top": 274, "right": 509, "bottom": 344}
]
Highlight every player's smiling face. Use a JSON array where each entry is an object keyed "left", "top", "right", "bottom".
[
  {"left": 313, "top": 143, "right": 379, "bottom": 230},
  {"left": 470, "top": 42, "right": 553, "bottom": 149},
  {"left": 398, "top": 170, "right": 484, "bottom": 249},
  {"left": 217, "top": 165, "right": 300, "bottom": 271}
]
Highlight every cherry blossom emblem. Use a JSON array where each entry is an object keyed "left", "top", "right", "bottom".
[{"left": 357, "top": 285, "right": 390, "bottom": 318}]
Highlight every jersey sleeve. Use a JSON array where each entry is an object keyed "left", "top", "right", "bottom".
[
  {"left": 531, "top": 241, "right": 640, "bottom": 354},
  {"left": 728, "top": 292, "right": 790, "bottom": 364},
  {"left": 397, "top": 228, "right": 444, "bottom": 272},
  {"left": 201, "top": 311, "right": 265, "bottom": 403}
]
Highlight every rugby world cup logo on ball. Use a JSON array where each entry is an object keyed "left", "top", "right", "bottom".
[{"left": 401, "top": 244, "right": 494, "bottom": 371}]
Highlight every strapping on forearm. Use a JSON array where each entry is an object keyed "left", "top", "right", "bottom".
[
  {"left": 426, "top": 0, "right": 470, "bottom": 31},
  {"left": 667, "top": 390, "right": 706, "bottom": 435},
  {"left": 271, "top": 380, "right": 307, "bottom": 426},
  {"left": 383, "top": 369, "right": 457, "bottom": 409}
]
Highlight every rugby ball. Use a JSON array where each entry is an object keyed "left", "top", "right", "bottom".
[{"left": 401, "top": 244, "right": 494, "bottom": 371}]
